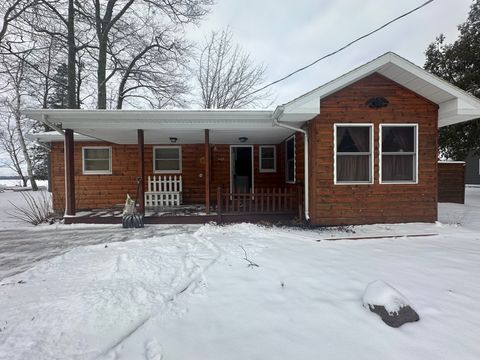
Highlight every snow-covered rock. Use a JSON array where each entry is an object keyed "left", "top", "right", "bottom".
[{"left": 363, "top": 280, "right": 420, "bottom": 328}]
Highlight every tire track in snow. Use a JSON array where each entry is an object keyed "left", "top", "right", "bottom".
[{"left": 97, "top": 230, "right": 222, "bottom": 359}]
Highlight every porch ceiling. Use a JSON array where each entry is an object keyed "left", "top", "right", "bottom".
[
  {"left": 28, "top": 128, "right": 295, "bottom": 145},
  {"left": 22, "top": 109, "right": 306, "bottom": 144},
  {"left": 74, "top": 127, "right": 294, "bottom": 145}
]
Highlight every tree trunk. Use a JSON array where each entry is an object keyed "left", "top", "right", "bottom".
[
  {"left": 97, "top": 39, "right": 107, "bottom": 109},
  {"left": 67, "top": 0, "right": 76, "bottom": 109},
  {"left": 15, "top": 112, "right": 38, "bottom": 191}
]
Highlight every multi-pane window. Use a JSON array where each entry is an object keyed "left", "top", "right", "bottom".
[
  {"left": 380, "top": 125, "right": 417, "bottom": 183},
  {"left": 82, "top": 147, "right": 112, "bottom": 174},
  {"left": 285, "top": 136, "right": 295, "bottom": 183},
  {"left": 259, "top": 146, "right": 276, "bottom": 172},
  {"left": 335, "top": 124, "right": 372, "bottom": 183},
  {"left": 153, "top": 146, "right": 182, "bottom": 173}
]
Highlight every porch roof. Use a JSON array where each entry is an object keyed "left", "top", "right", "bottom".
[{"left": 23, "top": 109, "right": 305, "bottom": 144}]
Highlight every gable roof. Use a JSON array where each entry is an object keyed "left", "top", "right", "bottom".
[{"left": 278, "top": 52, "right": 480, "bottom": 127}]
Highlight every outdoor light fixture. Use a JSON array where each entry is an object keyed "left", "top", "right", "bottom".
[
  {"left": 238, "top": 137, "right": 248, "bottom": 143},
  {"left": 169, "top": 137, "right": 178, "bottom": 143}
]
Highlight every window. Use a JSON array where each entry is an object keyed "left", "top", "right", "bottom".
[
  {"left": 259, "top": 146, "right": 276, "bottom": 172},
  {"left": 82, "top": 147, "right": 112, "bottom": 174},
  {"left": 285, "top": 136, "right": 295, "bottom": 183},
  {"left": 380, "top": 124, "right": 418, "bottom": 183},
  {"left": 153, "top": 146, "right": 182, "bottom": 173},
  {"left": 334, "top": 124, "right": 373, "bottom": 184}
]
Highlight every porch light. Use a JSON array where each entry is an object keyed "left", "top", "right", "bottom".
[
  {"left": 169, "top": 137, "right": 178, "bottom": 143},
  {"left": 238, "top": 137, "right": 248, "bottom": 143}
]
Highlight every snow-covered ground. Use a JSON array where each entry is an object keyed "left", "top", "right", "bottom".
[{"left": 0, "top": 188, "right": 480, "bottom": 359}]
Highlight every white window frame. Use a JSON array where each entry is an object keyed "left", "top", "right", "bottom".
[
  {"left": 285, "top": 135, "right": 296, "bottom": 184},
  {"left": 334, "top": 123, "right": 374, "bottom": 185},
  {"left": 259, "top": 145, "right": 276, "bottom": 173},
  {"left": 82, "top": 146, "right": 112, "bottom": 175},
  {"left": 153, "top": 146, "right": 182, "bottom": 174},
  {"left": 379, "top": 124, "right": 418, "bottom": 184}
]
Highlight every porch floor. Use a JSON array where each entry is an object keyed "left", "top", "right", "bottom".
[
  {"left": 75, "top": 204, "right": 215, "bottom": 218},
  {"left": 65, "top": 204, "right": 297, "bottom": 225}
]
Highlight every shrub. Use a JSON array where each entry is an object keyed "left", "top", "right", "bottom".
[{"left": 8, "top": 190, "right": 57, "bottom": 225}]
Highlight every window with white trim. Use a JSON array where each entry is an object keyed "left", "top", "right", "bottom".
[
  {"left": 82, "top": 147, "right": 112, "bottom": 174},
  {"left": 380, "top": 124, "right": 417, "bottom": 183},
  {"left": 259, "top": 146, "right": 276, "bottom": 172},
  {"left": 285, "top": 136, "right": 295, "bottom": 183},
  {"left": 153, "top": 146, "right": 182, "bottom": 173},
  {"left": 335, "top": 124, "right": 372, "bottom": 184}
]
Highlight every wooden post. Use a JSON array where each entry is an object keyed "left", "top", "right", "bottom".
[
  {"left": 138, "top": 129, "right": 145, "bottom": 214},
  {"left": 204, "top": 129, "right": 211, "bottom": 214},
  {"left": 297, "top": 186, "right": 303, "bottom": 221},
  {"left": 64, "top": 129, "right": 76, "bottom": 216},
  {"left": 217, "top": 187, "right": 222, "bottom": 223}
]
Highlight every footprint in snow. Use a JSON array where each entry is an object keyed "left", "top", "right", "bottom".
[{"left": 145, "top": 339, "right": 162, "bottom": 360}]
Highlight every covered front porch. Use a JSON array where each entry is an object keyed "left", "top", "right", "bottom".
[{"left": 26, "top": 109, "right": 310, "bottom": 224}]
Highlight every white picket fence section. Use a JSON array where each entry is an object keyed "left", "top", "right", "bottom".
[{"left": 145, "top": 175, "right": 183, "bottom": 207}]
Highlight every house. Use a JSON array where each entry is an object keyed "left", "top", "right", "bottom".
[{"left": 25, "top": 52, "right": 480, "bottom": 225}]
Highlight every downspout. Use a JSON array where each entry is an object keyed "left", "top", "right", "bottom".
[{"left": 272, "top": 106, "right": 310, "bottom": 221}]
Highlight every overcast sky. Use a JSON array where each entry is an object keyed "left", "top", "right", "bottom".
[
  {"left": 188, "top": 0, "right": 473, "bottom": 106},
  {"left": 0, "top": 0, "right": 473, "bottom": 177}
]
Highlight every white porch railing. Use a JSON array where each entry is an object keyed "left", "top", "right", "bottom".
[{"left": 145, "top": 175, "right": 183, "bottom": 207}]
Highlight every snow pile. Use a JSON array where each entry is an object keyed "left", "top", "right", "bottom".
[{"left": 362, "top": 280, "right": 410, "bottom": 314}]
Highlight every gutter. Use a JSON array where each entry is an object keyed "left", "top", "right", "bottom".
[
  {"left": 272, "top": 106, "right": 310, "bottom": 221},
  {"left": 41, "top": 114, "right": 64, "bottom": 136}
]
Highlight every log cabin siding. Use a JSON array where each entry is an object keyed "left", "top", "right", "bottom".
[
  {"left": 308, "top": 73, "right": 439, "bottom": 225},
  {"left": 51, "top": 142, "right": 299, "bottom": 211}
]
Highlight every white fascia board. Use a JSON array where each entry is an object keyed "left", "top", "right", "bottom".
[
  {"left": 56, "top": 118, "right": 275, "bottom": 131},
  {"left": 25, "top": 132, "right": 97, "bottom": 142},
  {"left": 439, "top": 98, "right": 480, "bottom": 127},
  {"left": 22, "top": 109, "right": 275, "bottom": 123}
]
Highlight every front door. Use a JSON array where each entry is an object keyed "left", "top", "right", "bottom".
[{"left": 230, "top": 146, "right": 253, "bottom": 192}]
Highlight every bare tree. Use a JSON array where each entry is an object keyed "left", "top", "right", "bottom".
[
  {"left": 0, "top": 114, "right": 27, "bottom": 185},
  {"left": 0, "top": 0, "right": 40, "bottom": 44},
  {"left": 115, "top": 24, "right": 190, "bottom": 109},
  {"left": 196, "top": 28, "right": 270, "bottom": 109},
  {"left": 1, "top": 54, "right": 38, "bottom": 190},
  {"left": 75, "top": 0, "right": 212, "bottom": 109}
]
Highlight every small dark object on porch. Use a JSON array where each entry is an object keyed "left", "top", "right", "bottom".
[
  {"left": 122, "top": 177, "right": 144, "bottom": 229},
  {"left": 122, "top": 213, "right": 144, "bottom": 228},
  {"left": 366, "top": 97, "right": 389, "bottom": 108}
]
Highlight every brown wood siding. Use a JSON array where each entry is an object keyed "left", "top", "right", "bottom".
[
  {"left": 51, "top": 142, "right": 295, "bottom": 211},
  {"left": 308, "top": 73, "right": 439, "bottom": 225},
  {"left": 438, "top": 162, "right": 465, "bottom": 204}
]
